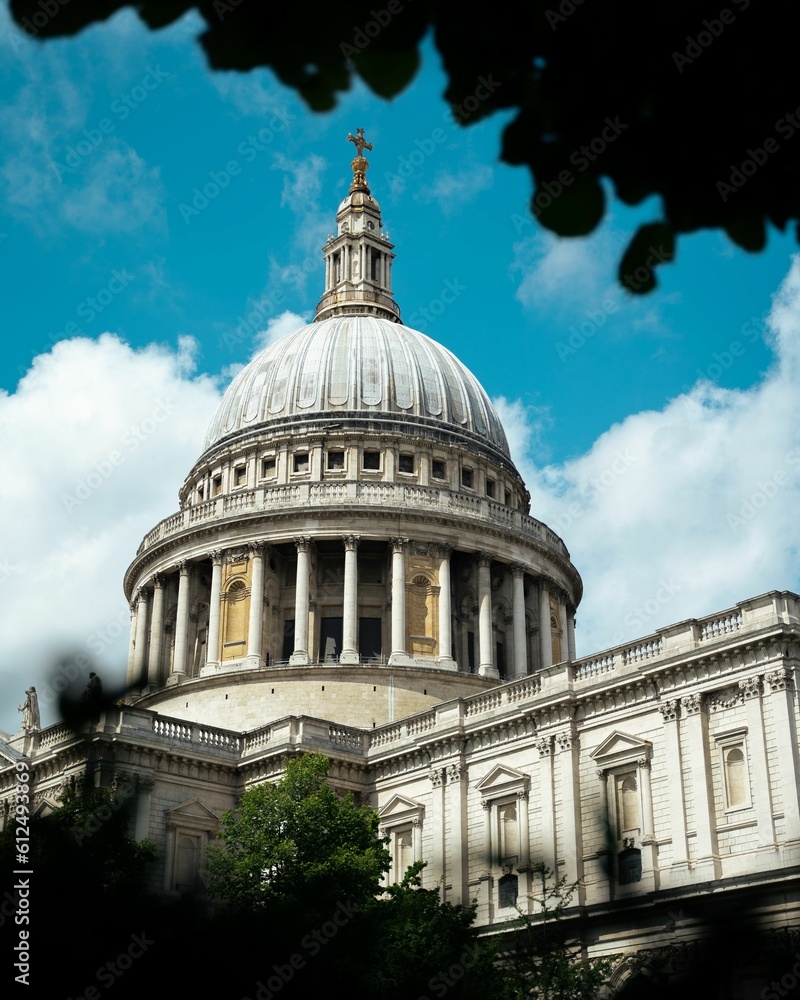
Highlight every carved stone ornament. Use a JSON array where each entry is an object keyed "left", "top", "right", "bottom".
[
  {"left": 556, "top": 731, "right": 573, "bottom": 753},
  {"left": 658, "top": 699, "right": 679, "bottom": 723},
  {"left": 739, "top": 675, "right": 762, "bottom": 701},
  {"left": 535, "top": 737, "right": 553, "bottom": 758},
  {"left": 429, "top": 768, "right": 444, "bottom": 788},
  {"left": 447, "top": 761, "right": 464, "bottom": 783},
  {"left": 681, "top": 692, "right": 703, "bottom": 716},
  {"left": 766, "top": 667, "right": 794, "bottom": 693}
]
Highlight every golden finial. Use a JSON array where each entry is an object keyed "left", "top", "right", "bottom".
[{"left": 347, "top": 128, "right": 373, "bottom": 193}]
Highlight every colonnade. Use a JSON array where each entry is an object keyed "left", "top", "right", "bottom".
[{"left": 127, "top": 536, "right": 576, "bottom": 688}]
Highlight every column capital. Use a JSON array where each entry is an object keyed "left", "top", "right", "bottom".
[
  {"left": 294, "top": 536, "right": 312, "bottom": 553},
  {"left": 390, "top": 536, "right": 409, "bottom": 554},
  {"left": 739, "top": 675, "right": 762, "bottom": 701},
  {"left": 151, "top": 573, "right": 166, "bottom": 589},
  {"left": 209, "top": 548, "right": 225, "bottom": 565},
  {"left": 478, "top": 551, "right": 493, "bottom": 568},
  {"left": 176, "top": 559, "right": 189, "bottom": 576},
  {"left": 248, "top": 540, "right": 266, "bottom": 557},
  {"left": 434, "top": 542, "right": 453, "bottom": 559},
  {"left": 136, "top": 587, "right": 149, "bottom": 604},
  {"left": 538, "top": 579, "right": 550, "bottom": 596},
  {"left": 555, "top": 730, "right": 574, "bottom": 753},
  {"left": 658, "top": 698, "right": 680, "bottom": 723},
  {"left": 681, "top": 692, "right": 703, "bottom": 715},
  {"left": 535, "top": 736, "right": 553, "bottom": 758},
  {"left": 766, "top": 667, "right": 794, "bottom": 693},
  {"left": 510, "top": 562, "right": 526, "bottom": 578},
  {"left": 447, "top": 761, "right": 464, "bottom": 783},
  {"left": 342, "top": 534, "right": 361, "bottom": 550},
  {"left": 429, "top": 767, "right": 444, "bottom": 788}
]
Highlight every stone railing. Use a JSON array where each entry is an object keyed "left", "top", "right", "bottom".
[
  {"left": 570, "top": 592, "right": 796, "bottom": 685},
  {"left": 151, "top": 715, "right": 243, "bottom": 753},
  {"left": 134, "top": 481, "right": 569, "bottom": 559}
]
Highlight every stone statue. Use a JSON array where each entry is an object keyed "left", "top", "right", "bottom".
[
  {"left": 81, "top": 671, "right": 102, "bottom": 707},
  {"left": 18, "top": 687, "right": 40, "bottom": 731}
]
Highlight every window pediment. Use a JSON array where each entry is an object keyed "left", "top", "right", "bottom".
[
  {"left": 476, "top": 763, "right": 529, "bottom": 800},
  {"left": 591, "top": 731, "right": 652, "bottom": 770},
  {"left": 166, "top": 798, "right": 221, "bottom": 833},
  {"left": 378, "top": 794, "right": 423, "bottom": 827}
]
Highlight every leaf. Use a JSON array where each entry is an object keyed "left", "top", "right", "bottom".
[
  {"left": 618, "top": 222, "right": 676, "bottom": 295},
  {"left": 354, "top": 47, "right": 420, "bottom": 100}
]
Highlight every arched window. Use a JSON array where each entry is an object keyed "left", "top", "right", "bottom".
[
  {"left": 221, "top": 578, "right": 249, "bottom": 661},
  {"left": 724, "top": 746, "right": 747, "bottom": 808},
  {"left": 498, "top": 873, "right": 519, "bottom": 909}
]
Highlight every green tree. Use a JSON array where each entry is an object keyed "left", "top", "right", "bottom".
[
  {"left": 205, "top": 752, "right": 390, "bottom": 915},
  {"left": 498, "top": 866, "right": 615, "bottom": 1000}
]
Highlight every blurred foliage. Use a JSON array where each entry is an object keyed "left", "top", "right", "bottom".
[{"left": 10, "top": 0, "right": 800, "bottom": 290}]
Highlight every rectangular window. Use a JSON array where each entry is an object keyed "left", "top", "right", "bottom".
[
  {"left": 504, "top": 490, "right": 512, "bottom": 506},
  {"left": 431, "top": 459, "right": 446, "bottom": 480},
  {"left": 234, "top": 466, "right": 247, "bottom": 487},
  {"left": 461, "top": 468, "right": 473, "bottom": 489},
  {"left": 486, "top": 478, "right": 495, "bottom": 498},
  {"left": 327, "top": 451, "right": 345, "bottom": 470},
  {"left": 393, "top": 827, "right": 413, "bottom": 878},
  {"left": 293, "top": 454, "right": 309, "bottom": 474},
  {"left": 261, "top": 457, "right": 276, "bottom": 479},
  {"left": 212, "top": 475, "right": 223, "bottom": 496},
  {"left": 197, "top": 485, "right": 204, "bottom": 502},
  {"left": 363, "top": 450, "right": 381, "bottom": 471},
  {"left": 398, "top": 454, "right": 414, "bottom": 474},
  {"left": 614, "top": 772, "right": 641, "bottom": 839}
]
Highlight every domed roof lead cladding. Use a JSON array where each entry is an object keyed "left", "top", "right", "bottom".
[{"left": 203, "top": 315, "right": 510, "bottom": 456}]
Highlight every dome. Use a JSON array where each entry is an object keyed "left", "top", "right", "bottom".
[{"left": 203, "top": 315, "right": 510, "bottom": 457}]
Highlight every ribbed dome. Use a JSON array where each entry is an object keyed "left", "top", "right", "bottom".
[{"left": 204, "top": 316, "right": 510, "bottom": 455}]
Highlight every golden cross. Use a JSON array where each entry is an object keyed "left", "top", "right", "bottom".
[{"left": 347, "top": 128, "right": 373, "bottom": 158}]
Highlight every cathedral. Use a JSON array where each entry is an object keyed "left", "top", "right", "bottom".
[{"left": 3, "top": 132, "right": 800, "bottom": 987}]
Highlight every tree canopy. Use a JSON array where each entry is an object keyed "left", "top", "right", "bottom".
[
  {"left": 10, "top": 1, "right": 800, "bottom": 291},
  {"left": 205, "top": 752, "right": 391, "bottom": 914}
]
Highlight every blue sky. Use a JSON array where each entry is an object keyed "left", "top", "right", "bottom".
[{"left": 1, "top": 4, "right": 799, "bottom": 733}]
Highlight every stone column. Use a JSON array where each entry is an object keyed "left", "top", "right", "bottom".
[
  {"left": 765, "top": 667, "right": 800, "bottom": 845},
  {"left": 437, "top": 544, "right": 455, "bottom": 669},
  {"left": 558, "top": 599, "right": 569, "bottom": 662},
  {"left": 740, "top": 676, "right": 775, "bottom": 850},
  {"left": 511, "top": 564, "right": 527, "bottom": 677},
  {"left": 537, "top": 736, "right": 556, "bottom": 870},
  {"left": 446, "top": 760, "right": 467, "bottom": 904},
  {"left": 681, "top": 692, "right": 720, "bottom": 879},
  {"left": 126, "top": 601, "right": 138, "bottom": 687},
  {"left": 247, "top": 542, "right": 265, "bottom": 667},
  {"left": 638, "top": 757, "right": 658, "bottom": 892},
  {"left": 134, "top": 776, "right": 154, "bottom": 841},
  {"left": 429, "top": 767, "right": 445, "bottom": 899},
  {"left": 171, "top": 561, "right": 191, "bottom": 680},
  {"left": 205, "top": 550, "right": 223, "bottom": 670},
  {"left": 290, "top": 537, "right": 311, "bottom": 665},
  {"left": 389, "top": 537, "right": 409, "bottom": 664},
  {"left": 556, "top": 729, "right": 583, "bottom": 898},
  {"left": 659, "top": 699, "right": 688, "bottom": 875},
  {"left": 340, "top": 534, "right": 360, "bottom": 664},
  {"left": 147, "top": 575, "right": 165, "bottom": 688},
  {"left": 132, "top": 588, "right": 149, "bottom": 685},
  {"left": 567, "top": 611, "right": 577, "bottom": 661},
  {"left": 477, "top": 552, "right": 497, "bottom": 679},
  {"left": 538, "top": 581, "right": 553, "bottom": 669}
]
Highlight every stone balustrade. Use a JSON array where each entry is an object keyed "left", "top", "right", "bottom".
[{"left": 134, "top": 481, "right": 569, "bottom": 559}]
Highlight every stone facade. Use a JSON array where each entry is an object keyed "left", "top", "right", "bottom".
[{"left": 2, "top": 137, "right": 799, "bottom": 985}]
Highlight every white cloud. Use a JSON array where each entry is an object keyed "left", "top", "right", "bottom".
[
  {"left": 416, "top": 164, "right": 493, "bottom": 214},
  {"left": 60, "top": 146, "right": 166, "bottom": 234},
  {"left": 496, "top": 256, "right": 800, "bottom": 658},
  {"left": 0, "top": 334, "right": 222, "bottom": 733},
  {"left": 253, "top": 310, "right": 308, "bottom": 352}
]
